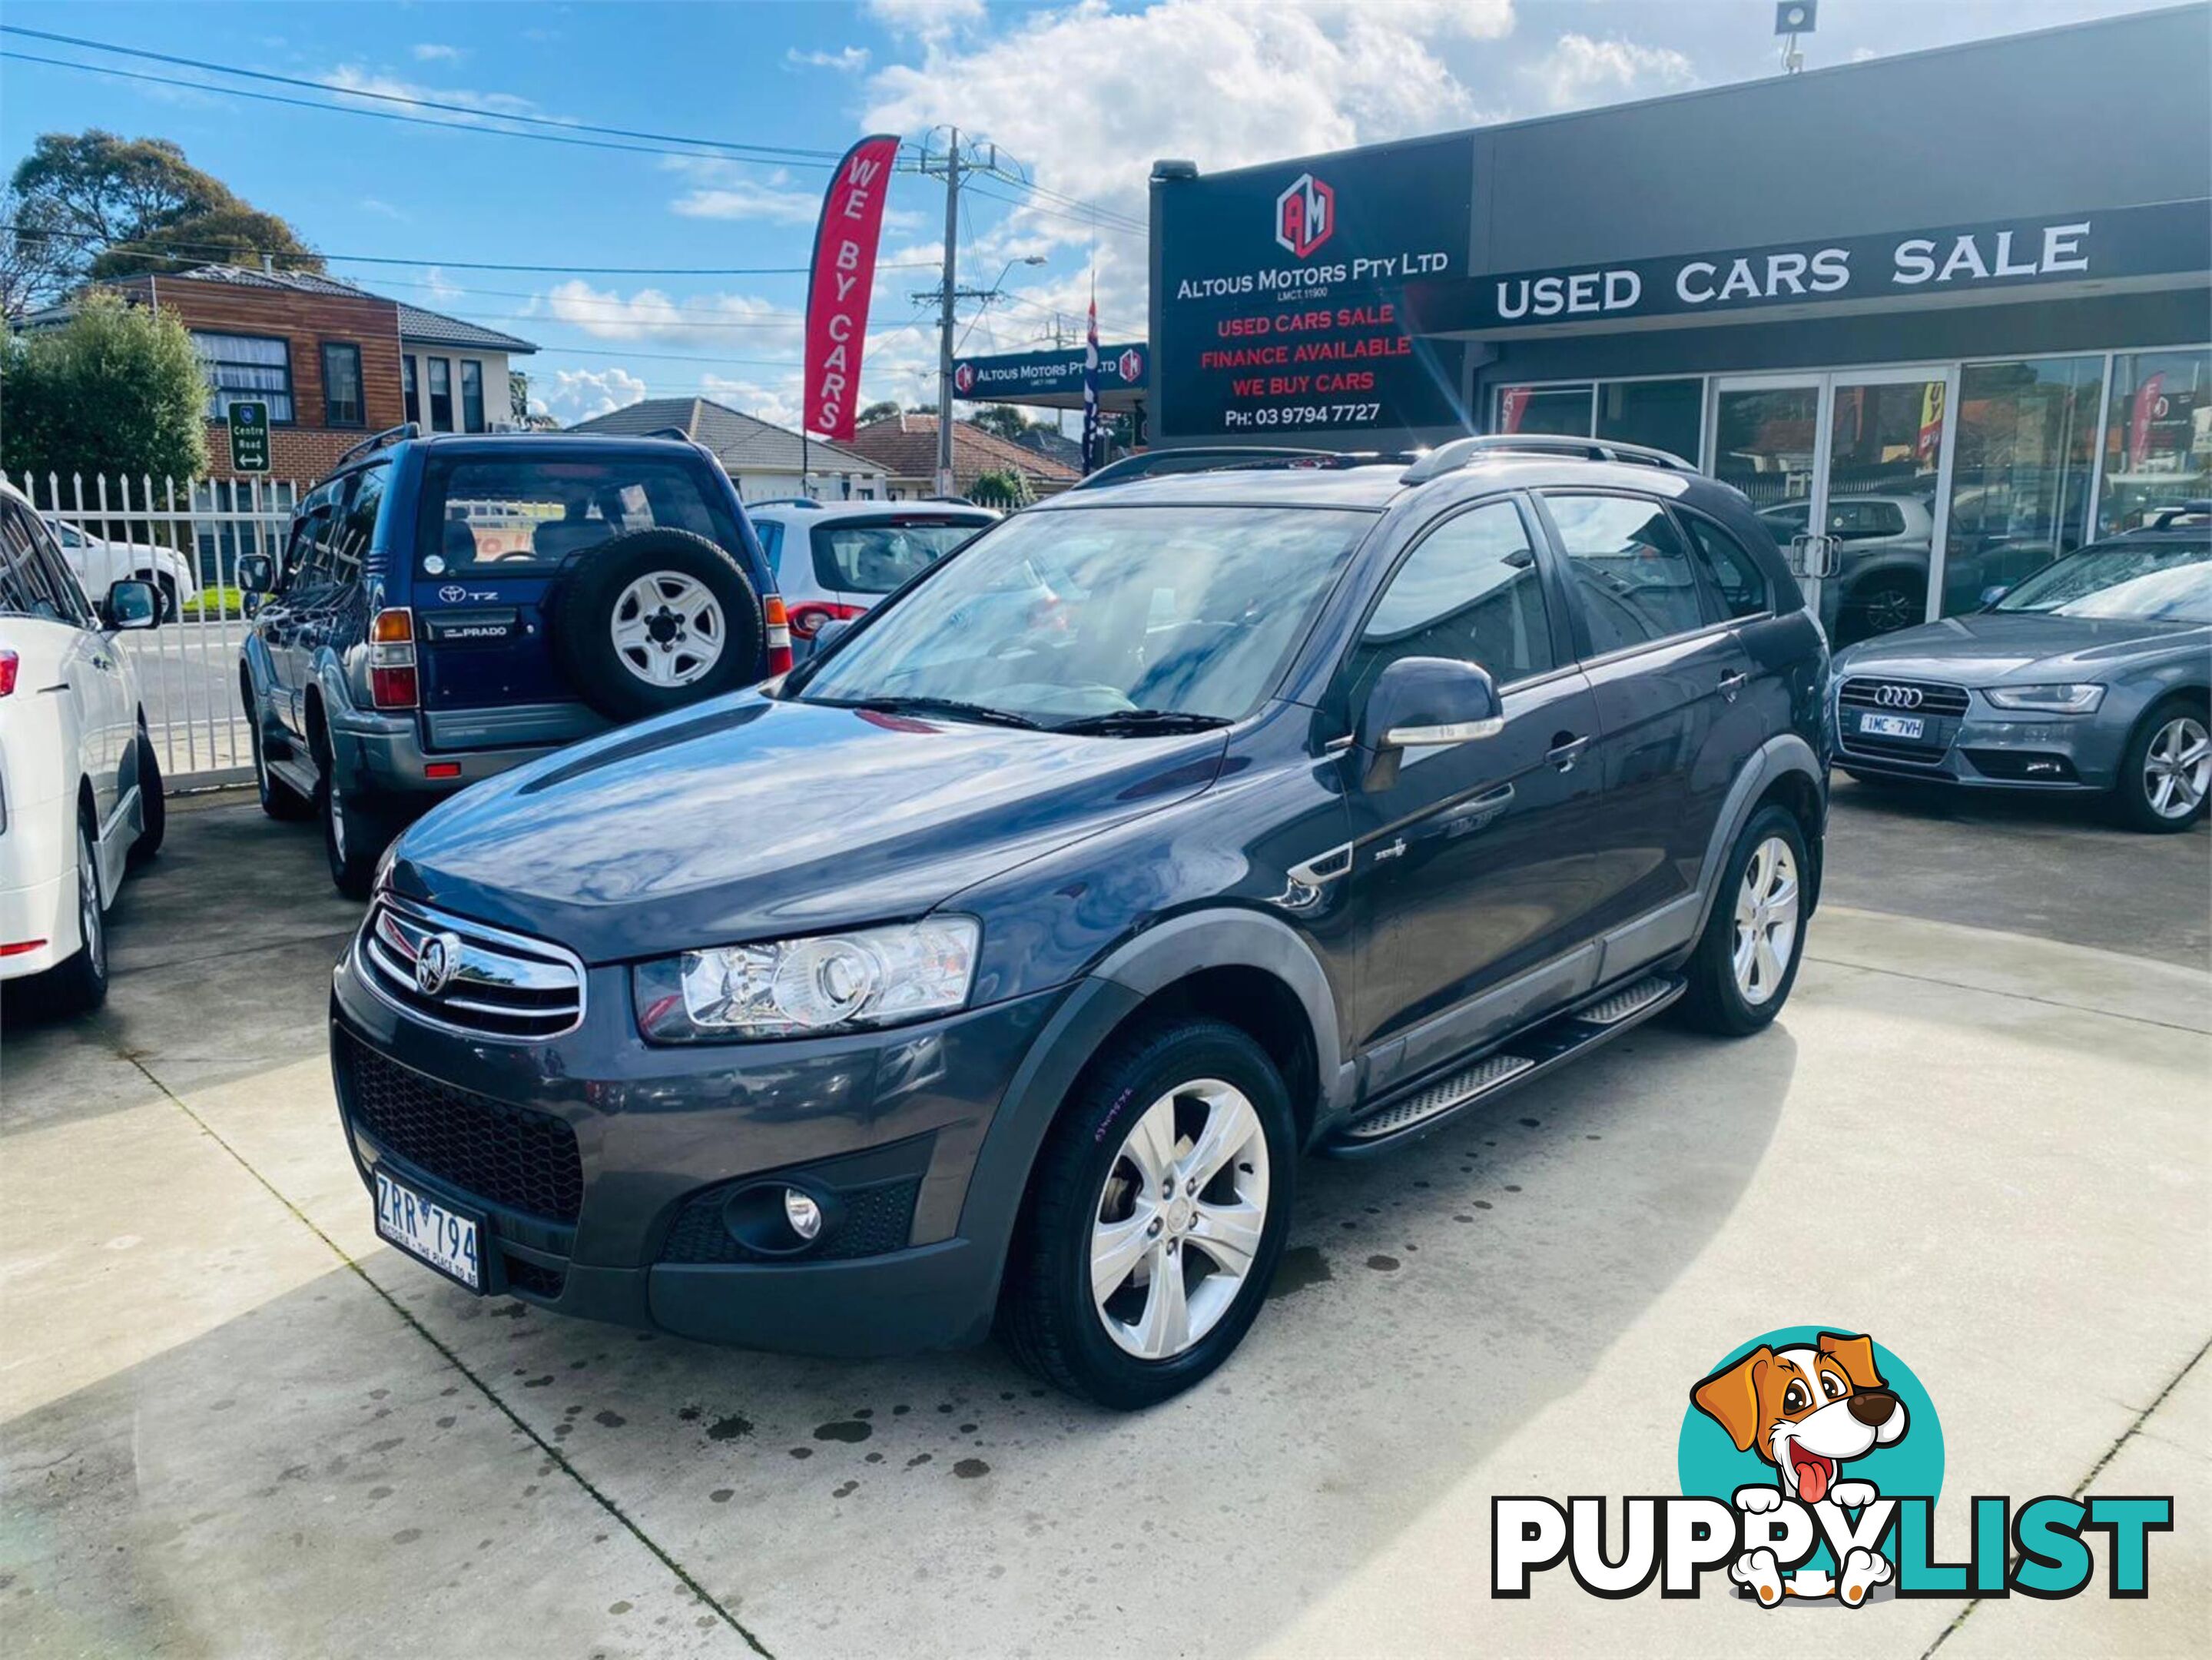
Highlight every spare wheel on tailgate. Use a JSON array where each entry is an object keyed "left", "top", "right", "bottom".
[{"left": 552, "top": 527, "right": 765, "bottom": 720}]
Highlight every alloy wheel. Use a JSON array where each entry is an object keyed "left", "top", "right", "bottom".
[
  {"left": 1090, "top": 1079, "right": 1271, "bottom": 1360},
  {"left": 1731, "top": 835, "right": 1799, "bottom": 1007},
  {"left": 610, "top": 572, "right": 726, "bottom": 688},
  {"left": 2143, "top": 715, "right": 2210, "bottom": 821},
  {"left": 77, "top": 825, "right": 103, "bottom": 980}
]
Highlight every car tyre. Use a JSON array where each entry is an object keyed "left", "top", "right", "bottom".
[
  {"left": 1846, "top": 575, "right": 1923, "bottom": 641},
  {"left": 1676, "top": 804, "right": 1810, "bottom": 1038},
  {"left": 248, "top": 700, "right": 313, "bottom": 822},
  {"left": 550, "top": 528, "right": 765, "bottom": 723},
  {"left": 140, "top": 571, "right": 180, "bottom": 622},
  {"left": 317, "top": 754, "right": 386, "bottom": 901},
  {"left": 47, "top": 812, "right": 110, "bottom": 1015},
  {"left": 1000, "top": 1016, "right": 1295, "bottom": 1410},
  {"left": 2112, "top": 695, "right": 2210, "bottom": 834},
  {"left": 128, "top": 721, "right": 165, "bottom": 865}
]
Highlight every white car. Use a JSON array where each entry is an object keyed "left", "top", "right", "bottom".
[
  {"left": 2, "top": 480, "right": 164, "bottom": 1012},
  {"left": 46, "top": 517, "right": 200, "bottom": 620},
  {"left": 746, "top": 499, "right": 998, "bottom": 656}
]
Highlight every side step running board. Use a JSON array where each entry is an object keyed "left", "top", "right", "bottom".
[{"left": 1325, "top": 974, "right": 1683, "bottom": 1156}]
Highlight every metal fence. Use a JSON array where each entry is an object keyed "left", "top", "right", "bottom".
[{"left": 5, "top": 469, "right": 303, "bottom": 788}]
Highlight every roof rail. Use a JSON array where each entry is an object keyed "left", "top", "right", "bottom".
[
  {"left": 1072, "top": 445, "right": 1402, "bottom": 491},
  {"left": 334, "top": 422, "right": 419, "bottom": 470},
  {"left": 748, "top": 496, "right": 823, "bottom": 510},
  {"left": 638, "top": 426, "right": 698, "bottom": 443},
  {"left": 2148, "top": 499, "right": 2212, "bottom": 528},
  {"left": 1400, "top": 433, "right": 1697, "bottom": 485}
]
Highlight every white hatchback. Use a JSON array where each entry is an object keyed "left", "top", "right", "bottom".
[{"left": 1, "top": 480, "right": 164, "bottom": 1013}]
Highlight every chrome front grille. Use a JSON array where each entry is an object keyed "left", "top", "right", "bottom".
[
  {"left": 1838, "top": 676, "right": 1971, "bottom": 719},
  {"left": 358, "top": 898, "right": 585, "bottom": 1041}
]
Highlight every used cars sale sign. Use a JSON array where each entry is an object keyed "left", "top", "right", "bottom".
[{"left": 804, "top": 133, "right": 900, "bottom": 443}]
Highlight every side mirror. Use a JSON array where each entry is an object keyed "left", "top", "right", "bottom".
[
  {"left": 1355, "top": 656, "right": 1502, "bottom": 790},
  {"left": 104, "top": 577, "right": 160, "bottom": 631},
  {"left": 1978, "top": 584, "right": 2009, "bottom": 609},
  {"left": 238, "top": 553, "right": 275, "bottom": 594}
]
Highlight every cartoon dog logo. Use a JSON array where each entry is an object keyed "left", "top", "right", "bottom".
[{"left": 1691, "top": 1330, "right": 1909, "bottom": 1606}]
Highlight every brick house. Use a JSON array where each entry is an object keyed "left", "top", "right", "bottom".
[
  {"left": 841, "top": 413, "right": 1082, "bottom": 500},
  {"left": 36, "top": 264, "right": 537, "bottom": 482}
]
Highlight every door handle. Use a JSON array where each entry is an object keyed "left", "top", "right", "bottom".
[
  {"left": 1546, "top": 733, "right": 1590, "bottom": 772},
  {"left": 1718, "top": 671, "right": 1749, "bottom": 702}
]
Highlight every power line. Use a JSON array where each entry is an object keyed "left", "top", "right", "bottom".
[
  {"left": 4, "top": 221, "right": 937, "bottom": 278},
  {"left": 0, "top": 25, "right": 843, "bottom": 165}
]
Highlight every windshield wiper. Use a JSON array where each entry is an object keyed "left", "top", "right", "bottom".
[
  {"left": 812, "top": 694, "right": 1040, "bottom": 729},
  {"left": 1053, "top": 709, "right": 1233, "bottom": 736}
]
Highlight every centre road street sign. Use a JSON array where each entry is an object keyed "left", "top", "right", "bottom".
[{"left": 227, "top": 400, "right": 271, "bottom": 473}]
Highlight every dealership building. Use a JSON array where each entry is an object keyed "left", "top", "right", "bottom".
[{"left": 1143, "top": 3, "right": 2210, "bottom": 642}]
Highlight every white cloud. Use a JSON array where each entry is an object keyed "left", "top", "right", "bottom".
[
  {"left": 1522, "top": 33, "right": 1696, "bottom": 111},
  {"left": 536, "top": 367, "right": 648, "bottom": 424},
  {"left": 358, "top": 196, "right": 406, "bottom": 220},
  {"left": 669, "top": 180, "right": 824, "bottom": 225},
  {"left": 787, "top": 46, "right": 871, "bottom": 73},
  {"left": 532, "top": 281, "right": 804, "bottom": 350},
  {"left": 700, "top": 374, "right": 805, "bottom": 431},
  {"left": 322, "top": 65, "right": 538, "bottom": 121},
  {"left": 865, "top": 0, "right": 986, "bottom": 41},
  {"left": 411, "top": 43, "right": 465, "bottom": 64},
  {"left": 422, "top": 266, "right": 466, "bottom": 304}
]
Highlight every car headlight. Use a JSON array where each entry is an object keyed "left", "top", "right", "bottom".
[
  {"left": 634, "top": 917, "right": 980, "bottom": 1043},
  {"left": 1983, "top": 683, "right": 2105, "bottom": 713}
]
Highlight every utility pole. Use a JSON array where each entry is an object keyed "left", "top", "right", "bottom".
[{"left": 933, "top": 127, "right": 962, "bottom": 496}]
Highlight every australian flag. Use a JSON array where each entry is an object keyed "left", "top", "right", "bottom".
[{"left": 1080, "top": 294, "right": 1101, "bottom": 475}]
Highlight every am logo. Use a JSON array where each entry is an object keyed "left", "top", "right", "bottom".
[{"left": 1274, "top": 172, "right": 1334, "bottom": 260}]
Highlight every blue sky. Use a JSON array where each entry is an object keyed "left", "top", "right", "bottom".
[{"left": 0, "top": 0, "right": 2164, "bottom": 430}]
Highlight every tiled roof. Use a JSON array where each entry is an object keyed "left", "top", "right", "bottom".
[
  {"left": 567, "top": 397, "right": 882, "bottom": 475},
  {"left": 394, "top": 303, "right": 538, "bottom": 354},
  {"left": 842, "top": 413, "right": 1082, "bottom": 484}
]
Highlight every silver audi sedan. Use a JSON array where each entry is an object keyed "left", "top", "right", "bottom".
[{"left": 1830, "top": 507, "right": 2210, "bottom": 832}]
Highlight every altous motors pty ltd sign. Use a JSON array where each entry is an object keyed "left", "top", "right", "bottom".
[
  {"left": 804, "top": 134, "right": 900, "bottom": 443},
  {"left": 1154, "top": 134, "right": 1474, "bottom": 441}
]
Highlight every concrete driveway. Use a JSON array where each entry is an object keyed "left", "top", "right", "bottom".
[{"left": 3, "top": 792, "right": 2205, "bottom": 1658}]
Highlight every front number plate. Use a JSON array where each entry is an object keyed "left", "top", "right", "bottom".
[
  {"left": 1859, "top": 712, "right": 1926, "bottom": 740},
  {"left": 374, "top": 1170, "right": 483, "bottom": 1292}
]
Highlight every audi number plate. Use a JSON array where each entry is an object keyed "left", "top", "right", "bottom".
[
  {"left": 1859, "top": 712, "right": 1926, "bottom": 741},
  {"left": 374, "top": 1169, "right": 484, "bottom": 1292}
]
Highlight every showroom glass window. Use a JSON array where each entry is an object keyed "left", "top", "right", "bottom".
[
  {"left": 1941, "top": 356, "right": 2103, "bottom": 616},
  {"left": 2098, "top": 349, "right": 2211, "bottom": 535},
  {"left": 191, "top": 331, "right": 293, "bottom": 423},
  {"left": 1495, "top": 379, "right": 1703, "bottom": 463}
]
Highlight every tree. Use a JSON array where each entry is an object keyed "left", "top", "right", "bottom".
[
  {"left": 968, "top": 467, "right": 1034, "bottom": 511},
  {"left": 0, "top": 290, "right": 209, "bottom": 481},
  {"left": 0, "top": 188, "right": 73, "bottom": 324},
  {"left": 7, "top": 131, "right": 320, "bottom": 306},
  {"left": 967, "top": 405, "right": 1034, "bottom": 441},
  {"left": 509, "top": 370, "right": 531, "bottom": 427},
  {"left": 856, "top": 399, "right": 902, "bottom": 425}
]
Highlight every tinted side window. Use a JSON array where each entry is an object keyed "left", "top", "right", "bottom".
[
  {"left": 1345, "top": 500, "right": 1554, "bottom": 706},
  {"left": 1547, "top": 493, "right": 1708, "bottom": 655},
  {"left": 754, "top": 520, "right": 785, "bottom": 575},
  {"left": 1, "top": 503, "right": 66, "bottom": 619},
  {"left": 1680, "top": 512, "right": 1770, "bottom": 620},
  {"left": 333, "top": 465, "right": 386, "bottom": 586}
]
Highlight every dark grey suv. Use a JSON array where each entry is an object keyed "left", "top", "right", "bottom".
[{"left": 332, "top": 437, "right": 1830, "bottom": 1407}]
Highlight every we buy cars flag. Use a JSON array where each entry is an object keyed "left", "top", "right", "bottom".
[{"left": 804, "top": 134, "right": 900, "bottom": 443}]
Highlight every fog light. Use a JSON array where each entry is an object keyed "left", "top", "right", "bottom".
[{"left": 783, "top": 1189, "right": 824, "bottom": 1242}]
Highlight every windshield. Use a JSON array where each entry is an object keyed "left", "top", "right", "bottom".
[
  {"left": 1994, "top": 540, "right": 2212, "bottom": 623},
  {"left": 792, "top": 505, "right": 1372, "bottom": 726},
  {"left": 813, "top": 516, "right": 990, "bottom": 594}
]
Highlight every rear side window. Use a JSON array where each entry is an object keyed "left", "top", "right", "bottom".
[
  {"left": 812, "top": 516, "right": 990, "bottom": 595},
  {"left": 419, "top": 457, "right": 740, "bottom": 576},
  {"left": 1, "top": 501, "right": 74, "bottom": 620},
  {"left": 1546, "top": 493, "right": 1709, "bottom": 656},
  {"left": 1345, "top": 501, "right": 1554, "bottom": 708},
  {"left": 1680, "top": 512, "right": 1771, "bottom": 619},
  {"left": 753, "top": 520, "right": 785, "bottom": 576}
]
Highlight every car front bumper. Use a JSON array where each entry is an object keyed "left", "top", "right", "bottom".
[
  {"left": 1833, "top": 696, "right": 2129, "bottom": 792},
  {"left": 329, "top": 931, "right": 1074, "bottom": 1356}
]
